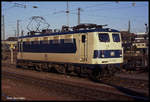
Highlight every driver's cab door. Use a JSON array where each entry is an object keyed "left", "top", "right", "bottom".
[{"left": 79, "top": 34, "right": 87, "bottom": 62}]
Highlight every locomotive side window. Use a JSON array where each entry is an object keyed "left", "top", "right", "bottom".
[
  {"left": 24, "top": 38, "right": 31, "bottom": 44},
  {"left": 33, "top": 37, "right": 40, "bottom": 44},
  {"left": 112, "top": 34, "right": 120, "bottom": 42},
  {"left": 52, "top": 39, "right": 60, "bottom": 44},
  {"left": 64, "top": 35, "right": 73, "bottom": 43},
  {"left": 24, "top": 41, "right": 30, "bottom": 45},
  {"left": 98, "top": 33, "right": 110, "bottom": 42},
  {"left": 52, "top": 36, "right": 60, "bottom": 44},
  {"left": 64, "top": 39, "right": 73, "bottom": 43},
  {"left": 42, "top": 40, "right": 49, "bottom": 44},
  {"left": 82, "top": 35, "right": 86, "bottom": 43},
  {"left": 33, "top": 41, "right": 39, "bottom": 44},
  {"left": 42, "top": 37, "right": 49, "bottom": 44}
]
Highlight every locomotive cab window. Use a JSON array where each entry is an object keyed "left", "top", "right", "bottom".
[
  {"left": 112, "top": 34, "right": 120, "bottom": 42},
  {"left": 98, "top": 33, "right": 110, "bottom": 42}
]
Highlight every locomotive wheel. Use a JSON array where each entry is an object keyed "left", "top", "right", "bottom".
[
  {"left": 35, "top": 65, "right": 42, "bottom": 72},
  {"left": 56, "top": 66, "right": 66, "bottom": 74}
]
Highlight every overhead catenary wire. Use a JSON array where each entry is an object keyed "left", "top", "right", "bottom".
[
  {"left": 36, "top": 2, "right": 147, "bottom": 23},
  {"left": 71, "top": 2, "right": 113, "bottom": 8},
  {"left": 70, "top": 2, "right": 146, "bottom": 10},
  {"left": 2, "top": 2, "right": 38, "bottom": 12}
]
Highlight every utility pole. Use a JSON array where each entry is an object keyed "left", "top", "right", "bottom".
[
  {"left": 128, "top": 20, "right": 132, "bottom": 51},
  {"left": 66, "top": 1, "right": 69, "bottom": 26},
  {"left": 2, "top": 15, "right": 5, "bottom": 40},
  {"left": 128, "top": 20, "right": 130, "bottom": 34},
  {"left": 17, "top": 20, "right": 20, "bottom": 38},
  {"left": 14, "top": 30, "right": 16, "bottom": 37},
  {"left": 21, "top": 30, "right": 24, "bottom": 36},
  {"left": 78, "top": 8, "right": 80, "bottom": 25},
  {"left": 145, "top": 23, "right": 148, "bottom": 34}
]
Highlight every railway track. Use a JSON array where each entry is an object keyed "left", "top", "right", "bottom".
[
  {"left": 2, "top": 69, "right": 149, "bottom": 101},
  {"left": 2, "top": 63, "right": 149, "bottom": 86},
  {"left": 101, "top": 75, "right": 149, "bottom": 90}
]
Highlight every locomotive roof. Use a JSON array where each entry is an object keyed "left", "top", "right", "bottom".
[{"left": 19, "top": 28, "right": 119, "bottom": 39}]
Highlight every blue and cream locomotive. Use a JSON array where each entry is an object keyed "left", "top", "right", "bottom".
[{"left": 17, "top": 24, "right": 123, "bottom": 81}]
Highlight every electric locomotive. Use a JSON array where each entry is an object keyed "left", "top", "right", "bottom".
[{"left": 16, "top": 24, "right": 123, "bottom": 81}]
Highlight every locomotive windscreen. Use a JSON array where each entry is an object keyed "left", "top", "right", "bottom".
[
  {"left": 98, "top": 33, "right": 110, "bottom": 42},
  {"left": 112, "top": 34, "right": 120, "bottom": 42}
]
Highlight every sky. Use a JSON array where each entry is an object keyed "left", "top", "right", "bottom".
[{"left": 1, "top": 1, "right": 149, "bottom": 39}]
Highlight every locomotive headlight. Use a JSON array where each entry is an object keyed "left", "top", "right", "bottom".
[
  {"left": 101, "top": 50, "right": 105, "bottom": 58},
  {"left": 110, "top": 51, "right": 115, "bottom": 56},
  {"left": 101, "top": 54, "right": 104, "bottom": 58},
  {"left": 120, "top": 54, "right": 122, "bottom": 57}
]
